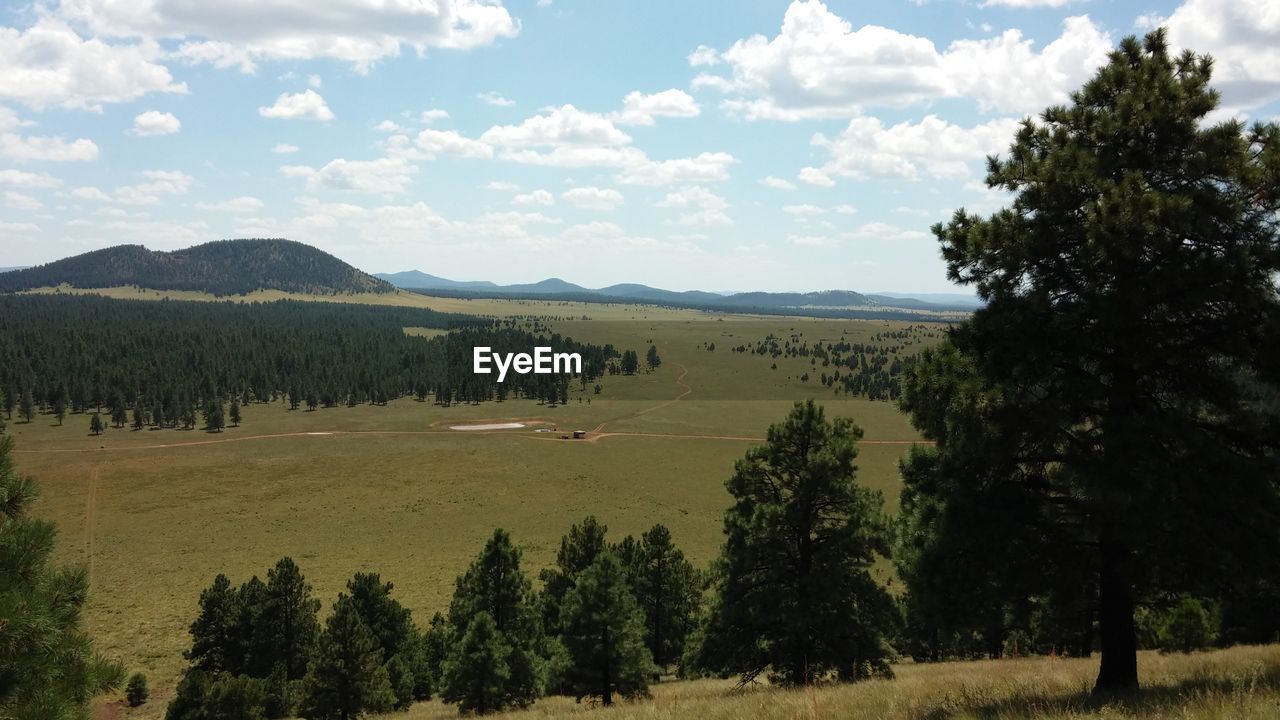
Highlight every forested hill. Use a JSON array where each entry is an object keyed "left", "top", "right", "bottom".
[{"left": 0, "top": 239, "right": 393, "bottom": 297}]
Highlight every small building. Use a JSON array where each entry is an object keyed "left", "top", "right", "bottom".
[{"left": 572, "top": 430, "right": 587, "bottom": 439}]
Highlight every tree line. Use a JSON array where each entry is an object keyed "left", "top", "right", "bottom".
[{"left": 0, "top": 295, "right": 632, "bottom": 431}]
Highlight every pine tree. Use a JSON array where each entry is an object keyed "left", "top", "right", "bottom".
[
  {"left": 89, "top": 412, "right": 104, "bottom": 436},
  {"left": 256, "top": 557, "right": 321, "bottom": 681},
  {"left": 345, "top": 572, "right": 425, "bottom": 707},
  {"left": 558, "top": 551, "right": 655, "bottom": 706},
  {"left": 0, "top": 436, "right": 125, "bottom": 717},
  {"left": 905, "top": 30, "right": 1280, "bottom": 693},
  {"left": 645, "top": 345, "right": 661, "bottom": 370},
  {"left": 445, "top": 529, "right": 543, "bottom": 711},
  {"left": 126, "top": 673, "right": 149, "bottom": 707},
  {"left": 19, "top": 389, "right": 33, "bottom": 423},
  {"left": 539, "top": 516, "right": 608, "bottom": 635},
  {"left": 230, "top": 399, "right": 242, "bottom": 427},
  {"left": 422, "top": 612, "right": 449, "bottom": 699},
  {"left": 695, "top": 400, "right": 895, "bottom": 685},
  {"left": 186, "top": 573, "right": 243, "bottom": 674},
  {"left": 54, "top": 397, "right": 67, "bottom": 426},
  {"left": 441, "top": 612, "right": 510, "bottom": 716},
  {"left": 131, "top": 405, "right": 146, "bottom": 431},
  {"left": 300, "top": 595, "right": 394, "bottom": 720},
  {"left": 623, "top": 525, "right": 702, "bottom": 669},
  {"left": 204, "top": 400, "right": 225, "bottom": 433}
]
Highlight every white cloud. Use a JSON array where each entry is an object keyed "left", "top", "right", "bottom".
[
  {"left": 57, "top": 0, "right": 519, "bottom": 71},
  {"left": 797, "top": 167, "right": 835, "bottom": 187},
  {"left": 759, "top": 175, "right": 797, "bottom": 190},
  {"left": 272, "top": 143, "right": 300, "bottom": 154},
  {"left": 419, "top": 108, "right": 449, "bottom": 123},
  {"left": 616, "top": 152, "right": 736, "bottom": 186},
  {"left": 1156, "top": 0, "right": 1280, "bottom": 113},
  {"left": 130, "top": 110, "right": 181, "bottom": 136},
  {"left": 803, "top": 115, "right": 1021, "bottom": 184},
  {"left": 0, "top": 19, "right": 186, "bottom": 111},
  {"left": 513, "top": 189, "right": 554, "bottom": 206},
  {"left": 282, "top": 157, "right": 416, "bottom": 194},
  {"left": 482, "top": 105, "right": 631, "bottom": 147},
  {"left": 115, "top": 169, "right": 195, "bottom": 204},
  {"left": 688, "top": 44, "right": 721, "bottom": 67},
  {"left": 375, "top": 120, "right": 404, "bottom": 133},
  {"left": 0, "top": 133, "right": 100, "bottom": 162},
  {"left": 477, "top": 91, "right": 516, "bottom": 107},
  {"left": 485, "top": 180, "right": 519, "bottom": 191},
  {"left": 0, "top": 221, "right": 40, "bottom": 235},
  {"left": 693, "top": 1, "right": 1111, "bottom": 118},
  {"left": 842, "top": 221, "right": 930, "bottom": 241},
  {"left": 783, "top": 204, "right": 824, "bottom": 216},
  {"left": 655, "top": 185, "right": 732, "bottom": 226},
  {"left": 610, "top": 89, "right": 700, "bottom": 126},
  {"left": 982, "top": 0, "right": 1074, "bottom": 6},
  {"left": 259, "top": 90, "right": 334, "bottom": 120},
  {"left": 562, "top": 186, "right": 624, "bottom": 210},
  {"left": 5, "top": 191, "right": 42, "bottom": 211},
  {"left": 195, "top": 196, "right": 264, "bottom": 212},
  {"left": 71, "top": 185, "right": 111, "bottom": 201},
  {"left": 308, "top": 74, "right": 322, "bottom": 88},
  {"left": 788, "top": 234, "right": 837, "bottom": 247},
  {"left": 412, "top": 129, "right": 494, "bottom": 158},
  {"left": 0, "top": 169, "right": 62, "bottom": 188},
  {"left": 833, "top": 203, "right": 858, "bottom": 214}
]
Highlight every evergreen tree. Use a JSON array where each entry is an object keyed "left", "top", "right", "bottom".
[
  {"left": 445, "top": 529, "right": 543, "bottom": 711},
  {"left": 132, "top": 405, "right": 146, "bottom": 431},
  {"left": 0, "top": 436, "right": 125, "bottom": 718},
  {"left": 230, "top": 400, "right": 242, "bottom": 427},
  {"left": 126, "top": 673, "right": 149, "bottom": 707},
  {"left": 345, "top": 572, "right": 426, "bottom": 706},
  {"left": 441, "top": 613, "right": 510, "bottom": 716},
  {"left": 1, "top": 386, "right": 11, "bottom": 418},
  {"left": 301, "top": 595, "right": 395, "bottom": 720},
  {"left": 558, "top": 551, "right": 655, "bottom": 706},
  {"left": 256, "top": 558, "right": 321, "bottom": 680},
  {"left": 903, "top": 30, "right": 1280, "bottom": 693},
  {"left": 620, "top": 350, "right": 639, "bottom": 375},
  {"left": 187, "top": 573, "right": 243, "bottom": 674},
  {"left": 204, "top": 400, "right": 225, "bottom": 433},
  {"left": 421, "top": 612, "right": 449, "bottom": 699},
  {"left": 622, "top": 525, "right": 702, "bottom": 669},
  {"left": 696, "top": 400, "right": 895, "bottom": 685},
  {"left": 53, "top": 397, "right": 67, "bottom": 426},
  {"left": 89, "top": 412, "right": 104, "bottom": 436},
  {"left": 539, "top": 516, "right": 608, "bottom": 635},
  {"left": 645, "top": 345, "right": 661, "bottom": 370},
  {"left": 19, "top": 389, "right": 33, "bottom": 423}
]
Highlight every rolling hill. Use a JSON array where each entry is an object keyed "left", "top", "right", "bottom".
[{"left": 0, "top": 239, "right": 393, "bottom": 297}]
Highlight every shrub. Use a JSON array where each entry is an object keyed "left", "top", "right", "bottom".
[{"left": 126, "top": 673, "right": 149, "bottom": 707}]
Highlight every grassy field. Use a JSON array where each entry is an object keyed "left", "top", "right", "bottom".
[
  {"left": 9, "top": 289, "right": 937, "bottom": 716},
  {"left": 394, "top": 645, "right": 1280, "bottom": 720},
  {"left": 18, "top": 288, "right": 1275, "bottom": 719}
]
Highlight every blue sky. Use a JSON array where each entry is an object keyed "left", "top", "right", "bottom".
[{"left": 1, "top": 0, "right": 1277, "bottom": 293}]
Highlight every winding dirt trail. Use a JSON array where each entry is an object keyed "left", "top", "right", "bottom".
[{"left": 590, "top": 362, "right": 692, "bottom": 435}]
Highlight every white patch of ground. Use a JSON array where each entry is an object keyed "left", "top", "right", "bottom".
[{"left": 449, "top": 422, "right": 526, "bottom": 431}]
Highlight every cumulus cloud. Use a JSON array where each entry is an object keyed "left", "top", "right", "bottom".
[
  {"left": 477, "top": 91, "right": 516, "bottom": 107},
  {"left": 55, "top": 0, "right": 519, "bottom": 71},
  {"left": 0, "top": 169, "right": 62, "bottom": 188},
  {"left": 411, "top": 129, "right": 493, "bottom": 158},
  {"left": 759, "top": 175, "right": 797, "bottom": 190},
  {"left": 130, "top": 110, "right": 181, "bottom": 136},
  {"left": 0, "top": 133, "right": 100, "bottom": 162},
  {"left": 482, "top": 105, "right": 632, "bottom": 147},
  {"left": 692, "top": 1, "right": 1111, "bottom": 118},
  {"left": 259, "top": 90, "right": 334, "bottom": 120},
  {"left": 802, "top": 115, "right": 1021, "bottom": 184},
  {"left": 5, "top": 191, "right": 43, "bottom": 211},
  {"left": 842, "top": 221, "right": 930, "bottom": 241},
  {"left": 195, "top": 196, "right": 264, "bottom": 212},
  {"left": 655, "top": 185, "right": 732, "bottom": 226},
  {"left": 610, "top": 89, "right": 700, "bottom": 126},
  {"left": 419, "top": 108, "right": 449, "bottom": 123},
  {"left": 0, "top": 19, "right": 186, "bottom": 111},
  {"left": 513, "top": 189, "right": 554, "bottom": 206},
  {"left": 281, "top": 157, "right": 416, "bottom": 194},
  {"left": 71, "top": 185, "right": 111, "bottom": 201},
  {"left": 561, "top": 186, "right": 624, "bottom": 210},
  {"left": 783, "top": 204, "right": 824, "bottom": 216},
  {"left": 272, "top": 143, "right": 300, "bottom": 154},
  {"left": 115, "top": 169, "right": 195, "bottom": 204}
]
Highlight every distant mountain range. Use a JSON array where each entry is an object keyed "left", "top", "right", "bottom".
[
  {"left": 0, "top": 240, "right": 393, "bottom": 297},
  {"left": 376, "top": 271, "right": 980, "bottom": 314}
]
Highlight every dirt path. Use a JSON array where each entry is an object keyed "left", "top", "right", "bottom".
[
  {"left": 84, "top": 465, "right": 99, "bottom": 609},
  {"left": 591, "top": 362, "right": 691, "bottom": 434}
]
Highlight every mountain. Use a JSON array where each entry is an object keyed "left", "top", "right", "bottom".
[
  {"left": 871, "top": 291, "right": 983, "bottom": 309},
  {"left": 0, "top": 267, "right": 29, "bottom": 273},
  {"left": 375, "top": 270, "right": 498, "bottom": 291},
  {"left": 0, "top": 240, "right": 393, "bottom": 297},
  {"left": 378, "top": 270, "right": 972, "bottom": 315}
]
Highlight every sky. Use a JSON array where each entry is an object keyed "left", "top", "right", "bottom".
[{"left": 0, "top": 0, "right": 1277, "bottom": 293}]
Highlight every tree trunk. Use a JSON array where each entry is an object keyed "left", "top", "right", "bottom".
[{"left": 1093, "top": 527, "right": 1139, "bottom": 694}]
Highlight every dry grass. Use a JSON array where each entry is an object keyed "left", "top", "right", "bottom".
[{"left": 391, "top": 646, "right": 1280, "bottom": 720}]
